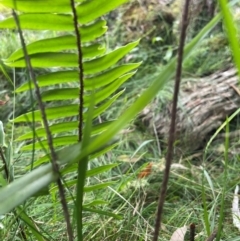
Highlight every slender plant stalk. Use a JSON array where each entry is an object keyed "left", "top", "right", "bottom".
[
  {"left": 0, "top": 147, "right": 9, "bottom": 181},
  {"left": 0, "top": 147, "right": 28, "bottom": 239},
  {"left": 11, "top": 10, "right": 73, "bottom": 241},
  {"left": 202, "top": 178, "right": 210, "bottom": 235},
  {"left": 152, "top": 0, "right": 191, "bottom": 240},
  {"left": 69, "top": 1, "right": 87, "bottom": 240},
  {"left": 216, "top": 119, "right": 229, "bottom": 241}
]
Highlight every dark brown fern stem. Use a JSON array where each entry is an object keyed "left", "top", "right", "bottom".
[
  {"left": 190, "top": 223, "right": 195, "bottom": 241},
  {"left": 70, "top": 0, "right": 84, "bottom": 142},
  {"left": 152, "top": 0, "right": 191, "bottom": 240},
  {"left": 11, "top": 10, "right": 73, "bottom": 241}
]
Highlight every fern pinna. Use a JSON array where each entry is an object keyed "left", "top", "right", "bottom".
[{"left": 0, "top": 0, "right": 140, "bottom": 226}]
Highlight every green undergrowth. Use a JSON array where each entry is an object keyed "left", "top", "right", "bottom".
[
  {"left": 183, "top": 32, "right": 232, "bottom": 76},
  {"left": 0, "top": 29, "right": 62, "bottom": 123},
  {"left": 2, "top": 119, "right": 240, "bottom": 240},
  {"left": 1, "top": 2, "right": 240, "bottom": 241}
]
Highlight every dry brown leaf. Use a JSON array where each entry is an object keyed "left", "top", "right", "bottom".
[
  {"left": 0, "top": 100, "right": 6, "bottom": 106},
  {"left": 170, "top": 226, "right": 187, "bottom": 241},
  {"left": 137, "top": 162, "right": 153, "bottom": 179},
  {"left": 0, "top": 94, "right": 10, "bottom": 106}
]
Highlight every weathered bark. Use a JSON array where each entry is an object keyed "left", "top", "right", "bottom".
[{"left": 139, "top": 67, "right": 240, "bottom": 152}]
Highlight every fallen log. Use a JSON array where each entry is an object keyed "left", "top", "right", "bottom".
[{"left": 139, "top": 67, "right": 240, "bottom": 153}]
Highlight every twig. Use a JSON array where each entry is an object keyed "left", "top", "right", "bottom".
[
  {"left": 152, "top": 0, "right": 191, "bottom": 240},
  {"left": 205, "top": 229, "right": 218, "bottom": 241},
  {"left": 153, "top": 120, "right": 161, "bottom": 155},
  {"left": 11, "top": 10, "right": 73, "bottom": 241}
]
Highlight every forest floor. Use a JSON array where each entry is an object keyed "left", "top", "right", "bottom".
[{"left": 1, "top": 1, "right": 240, "bottom": 240}]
